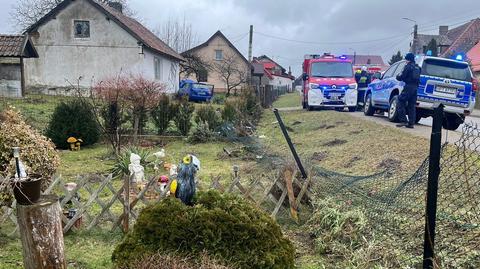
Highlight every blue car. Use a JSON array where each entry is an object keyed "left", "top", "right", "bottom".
[
  {"left": 364, "top": 55, "right": 477, "bottom": 130},
  {"left": 179, "top": 80, "right": 214, "bottom": 102}
]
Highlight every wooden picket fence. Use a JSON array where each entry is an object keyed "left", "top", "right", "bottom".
[
  {"left": 1, "top": 167, "right": 312, "bottom": 236},
  {"left": 0, "top": 174, "right": 170, "bottom": 235},
  {"left": 210, "top": 166, "right": 312, "bottom": 221}
]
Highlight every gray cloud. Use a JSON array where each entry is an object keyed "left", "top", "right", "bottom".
[{"left": 1, "top": 0, "right": 480, "bottom": 75}]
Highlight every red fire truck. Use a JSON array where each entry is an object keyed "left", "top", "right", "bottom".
[{"left": 302, "top": 54, "right": 358, "bottom": 111}]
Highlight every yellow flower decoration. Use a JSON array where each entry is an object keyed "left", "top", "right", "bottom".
[{"left": 183, "top": 155, "right": 191, "bottom": 164}]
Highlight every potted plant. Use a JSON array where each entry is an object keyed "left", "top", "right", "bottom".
[{"left": 9, "top": 147, "right": 43, "bottom": 205}]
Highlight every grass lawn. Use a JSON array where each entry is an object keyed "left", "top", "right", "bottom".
[
  {"left": 0, "top": 92, "right": 435, "bottom": 268},
  {"left": 0, "top": 94, "right": 72, "bottom": 133},
  {"left": 272, "top": 92, "right": 302, "bottom": 109},
  {"left": 0, "top": 228, "right": 122, "bottom": 269},
  {"left": 258, "top": 95, "right": 429, "bottom": 177}
]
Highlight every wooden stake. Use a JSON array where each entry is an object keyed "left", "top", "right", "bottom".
[
  {"left": 16, "top": 195, "right": 66, "bottom": 269},
  {"left": 283, "top": 168, "right": 299, "bottom": 223}
]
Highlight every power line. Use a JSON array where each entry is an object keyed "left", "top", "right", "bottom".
[{"left": 254, "top": 31, "right": 412, "bottom": 45}]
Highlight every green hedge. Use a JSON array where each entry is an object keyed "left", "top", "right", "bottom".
[
  {"left": 112, "top": 190, "right": 295, "bottom": 269},
  {"left": 46, "top": 100, "right": 99, "bottom": 149}
]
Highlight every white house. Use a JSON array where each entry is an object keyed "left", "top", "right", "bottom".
[
  {"left": 24, "top": 0, "right": 183, "bottom": 95},
  {"left": 252, "top": 55, "right": 294, "bottom": 91}
]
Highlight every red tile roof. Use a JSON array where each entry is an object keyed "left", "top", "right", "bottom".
[
  {"left": 25, "top": 0, "right": 182, "bottom": 61},
  {"left": 0, "top": 35, "right": 38, "bottom": 58},
  {"left": 467, "top": 42, "right": 480, "bottom": 72}
]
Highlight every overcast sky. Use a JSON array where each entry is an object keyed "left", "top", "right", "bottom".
[{"left": 1, "top": 0, "right": 480, "bottom": 75}]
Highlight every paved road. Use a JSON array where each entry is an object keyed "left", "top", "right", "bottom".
[
  {"left": 277, "top": 105, "right": 480, "bottom": 144},
  {"left": 348, "top": 111, "right": 480, "bottom": 144}
]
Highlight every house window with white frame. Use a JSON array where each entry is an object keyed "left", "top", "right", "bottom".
[
  {"left": 154, "top": 57, "right": 162, "bottom": 80},
  {"left": 215, "top": 50, "right": 223, "bottom": 61}
]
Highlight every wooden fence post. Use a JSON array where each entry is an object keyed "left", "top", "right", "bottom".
[{"left": 16, "top": 195, "right": 66, "bottom": 269}]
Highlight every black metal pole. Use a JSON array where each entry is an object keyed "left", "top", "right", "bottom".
[
  {"left": 273, "top": 108, "right": 308, "bottom": 179},
  {"left": 423, "top": 104, "right": 443, "bottom": 269}
]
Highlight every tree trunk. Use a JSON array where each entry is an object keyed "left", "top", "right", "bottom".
[
  {"left": 16, "top": 195, "right": 66, "bottom": 269},
  {"left": 133, "top": 115, "right": 140, "bottom": 145}
]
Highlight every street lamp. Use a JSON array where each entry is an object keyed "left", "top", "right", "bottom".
[{"left": 402, "top": 17, "right": 417, "bottom": 24}]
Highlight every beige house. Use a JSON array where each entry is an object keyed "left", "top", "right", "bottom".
[{"left": 181, "top": 31, "right": 250, "bottom": 94}]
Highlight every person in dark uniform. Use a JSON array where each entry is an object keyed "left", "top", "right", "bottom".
[
  {"left": 356, "top": 66, "right": 371, "bottom": 88},
  {"left": 396, "top": 53, "right": 421, "bottom": 129}
]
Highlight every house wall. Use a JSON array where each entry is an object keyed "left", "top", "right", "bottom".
[
  {"left": 268, "top": 75, "right": 293, "bottom": 91},
  {"left": 24, "top": 0, "right": 178, "bottom": 94},
  {"left": 0, "top": 58, "right": 21, "bottom": 98},
  {"left": 185, "top": 35, "right": 249, "bottom": 92},
  {"left": 142, "top": 49, "right": 179, "bottom": 93}
]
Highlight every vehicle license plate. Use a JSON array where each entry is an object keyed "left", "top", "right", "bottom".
[
  {"left": 435, "top": 86, "right": 456, "bottom": 95},
  {"left": 330, "top": 93, "right": 341, "bottom": 100}
]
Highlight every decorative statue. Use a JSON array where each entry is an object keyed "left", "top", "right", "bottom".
[
  {"left": 175, "top": 155, "right": 200, "bottom": 205},
  {"left": 128, "top": 153, "right": 145, "bottom": 185}
]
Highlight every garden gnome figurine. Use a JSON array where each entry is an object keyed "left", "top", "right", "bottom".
[{"left": 128, "top": 153, "right": 145, "bottom": 186}]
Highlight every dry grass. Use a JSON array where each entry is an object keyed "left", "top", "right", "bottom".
[
  {"left": 116, "top": 251, "right": 232, "bottom": 269},
  {"left": 257, "top": 109, "right": 430, "bottom": 177}
]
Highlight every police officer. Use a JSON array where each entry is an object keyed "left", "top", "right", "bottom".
[{"left": 396, "top": 53, "right": 421, "bottom": 129}]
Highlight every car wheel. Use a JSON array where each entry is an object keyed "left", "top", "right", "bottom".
[
  {"left": 364, "top": 93, "right": 374, "bottom": 116},
  {"left": 388, "top": 96, "right": 400, "bottom": 122},
  {"left": 442, "top": 113, "right": 463, "bottom": 131}
]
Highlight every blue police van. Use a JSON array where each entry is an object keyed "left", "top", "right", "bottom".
[{"left": 364, "top": 55, "right": 477, "bottom": 130}]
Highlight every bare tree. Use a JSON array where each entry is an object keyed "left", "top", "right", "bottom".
[
  {"left": 155, "top": 17, "right": 198, "bottom": 53},
  {"left": 10, "top": 0, "right": 132, "bottom": 31},
  {"left": 180, "top": 52, "right": 212, "bottom": 81},
  {"left": 212, "top": 53, "right": 248, "bottom": 96}
]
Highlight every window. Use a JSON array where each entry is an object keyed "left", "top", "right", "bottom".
[
  {"left": 393, "top": 61, "right": 407, "bottom": 77},
  {"left": 422, "top": 59, "right": 471, "bottom": 81},
  {"left": 74, "top": 20, "right": 90, "bottom": 38},
  {"left": 382, "top": 63, "right": 399, "bottom": 79},
  {"left": 310, "top": 62, "right": 353, "bottom": 78},
  {"left": 215, "top": 50, "right": 223, "bottom": 60},
  {"left": 154, "top": 57, "right": 162, "bottom": 80}
]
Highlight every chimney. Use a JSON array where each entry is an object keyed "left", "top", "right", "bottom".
[
  {"left": 108, "top": 1, "right": 123, "bottom": 13},
  {"left": 439, "top": 26, "right": 449, "bottom": 35}
]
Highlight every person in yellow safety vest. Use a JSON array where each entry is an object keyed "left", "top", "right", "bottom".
[{"left": 356, "top": 66, "right": 371, "bottom": 88}]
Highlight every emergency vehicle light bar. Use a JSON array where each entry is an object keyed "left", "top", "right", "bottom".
[{"left": 304, "top": 53, "right": 335, "bottom": 59}]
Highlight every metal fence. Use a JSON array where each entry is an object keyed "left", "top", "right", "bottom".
[
  {"left": 300, "top": 106, "right": 480, "bottom": 268},
  {"left": 256, "top": 85, "right": 288, "bottom": 108}
]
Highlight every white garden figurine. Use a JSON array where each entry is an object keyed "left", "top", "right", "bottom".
[
  {"left": 128, "top": 153, "right": 145, "bottom": 183},
  {"left": 153, "top": 149, "right": 166, "bottom": 171}
]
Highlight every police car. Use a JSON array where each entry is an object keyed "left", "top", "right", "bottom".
[{"left": 364, "top": 55, "right": 477, "bottom": 130}]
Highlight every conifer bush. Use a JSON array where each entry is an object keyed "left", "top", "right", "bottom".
[
  {"left": 0, "top": 107, "right": 59, "bottom": 205},
  {"left": 46, "top": 100, "right": 100, "bottom": 149},
  {"left": 172, "top": 98, "right": 194, "bottom": 136},
  {"left": 195, "top": 105, "right": 221, "bottom": 131},
  {"left": 112, "top": 190, "right": 295, "bottom": 269}
]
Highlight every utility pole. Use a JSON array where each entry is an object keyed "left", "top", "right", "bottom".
[
  {"left": 403, "top": 18, "right": 418, "bottom": 53},
  {"left": 248, "top": 25, "right": 253, "bottom": 87},
  {"left": 248, "top": 25, "right": 253, "bottom": 62}
]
